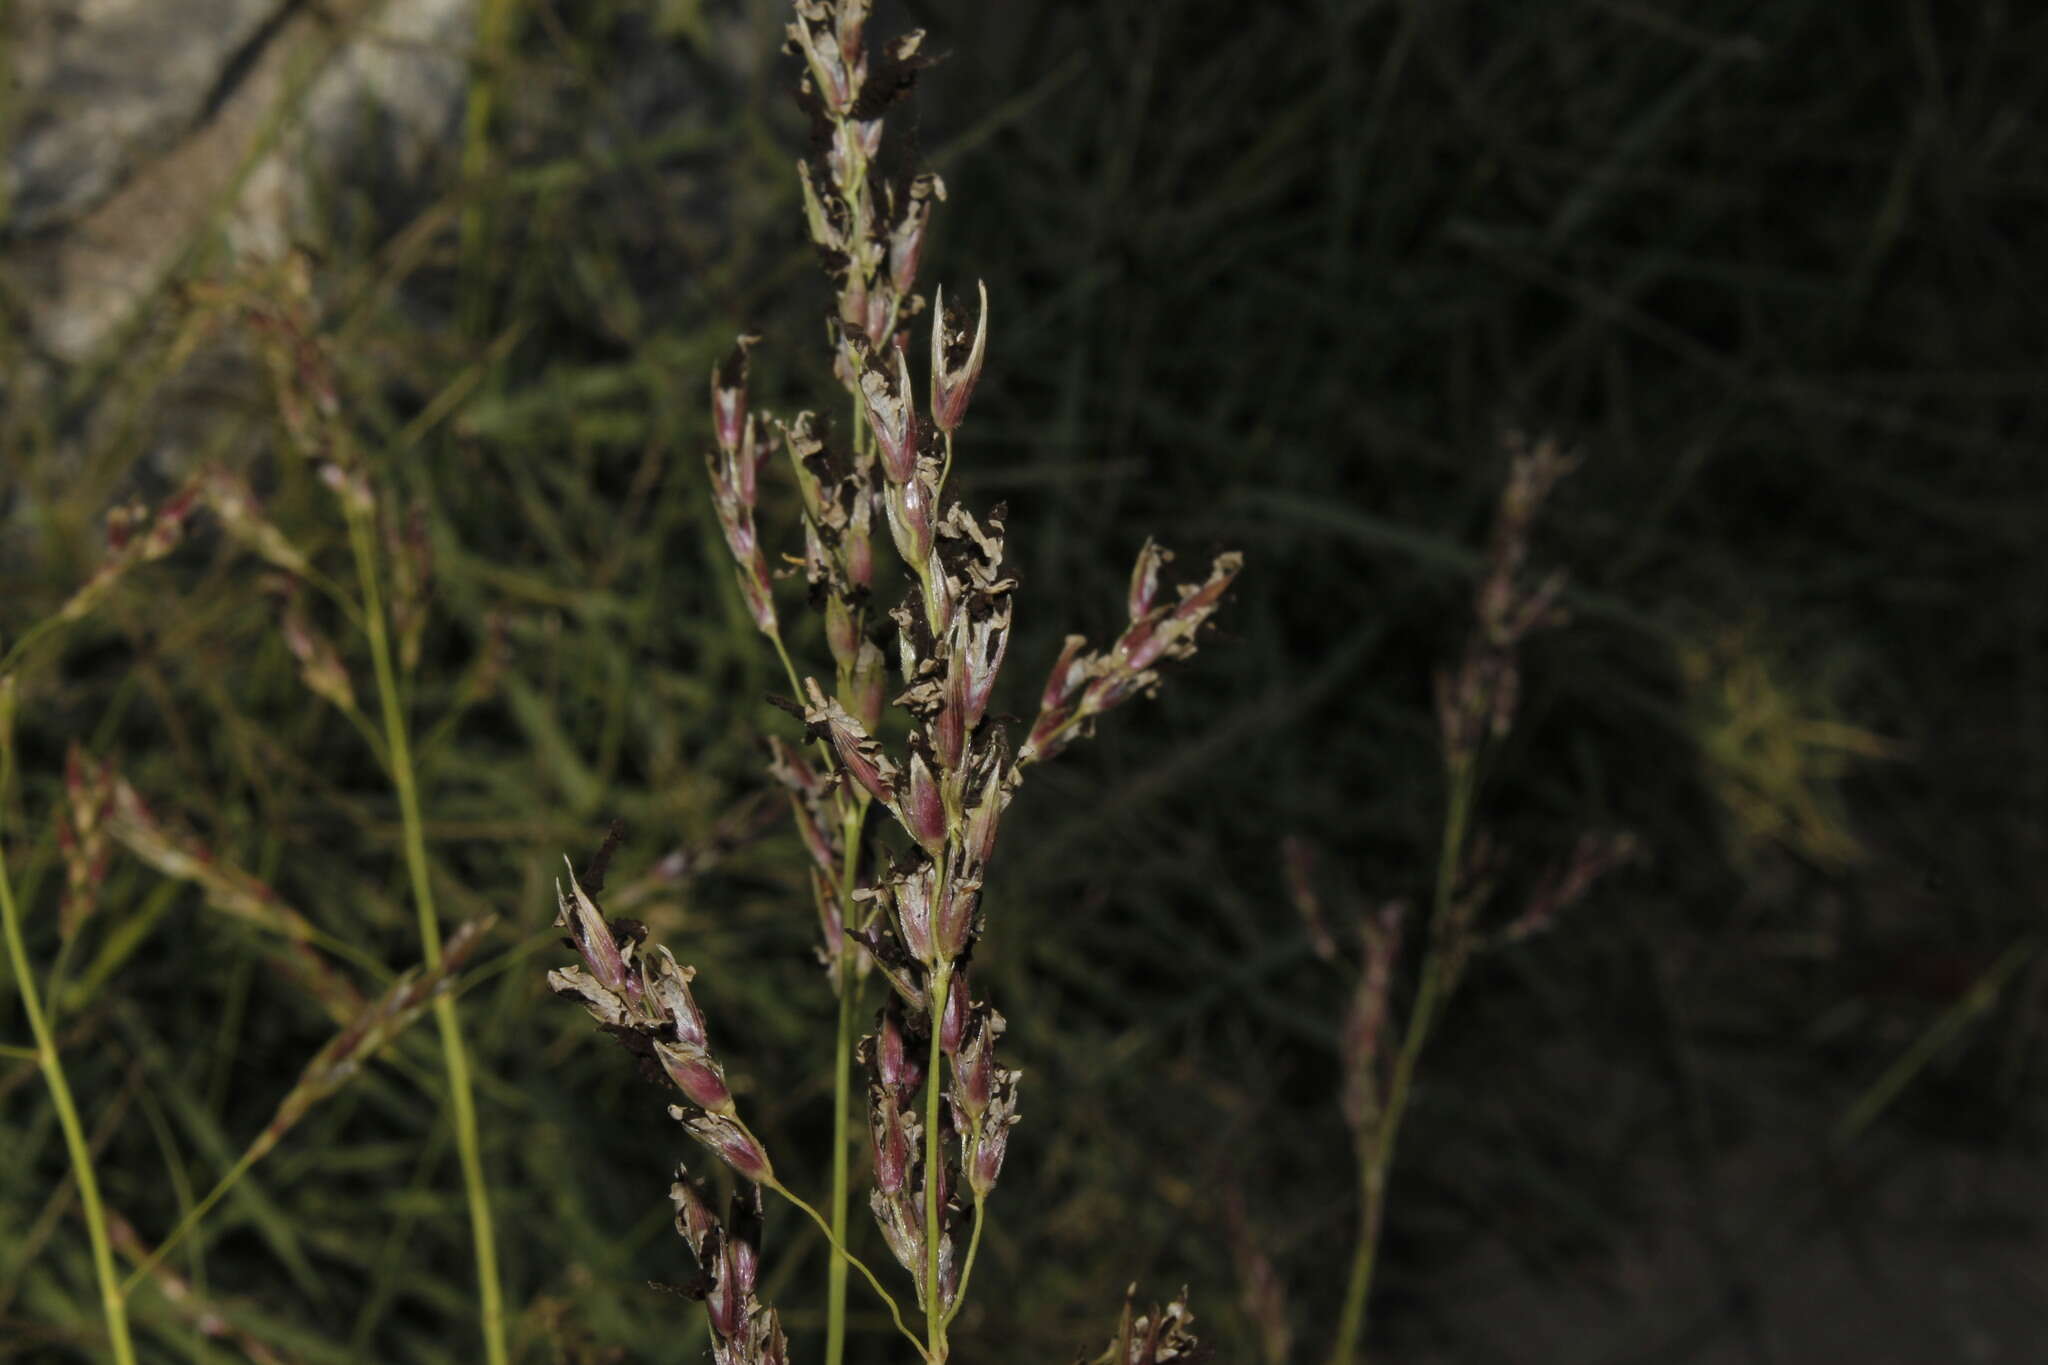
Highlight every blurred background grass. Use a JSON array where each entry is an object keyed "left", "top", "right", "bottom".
[{"left": 2, "top": 0, "right": 2043, "bottom": 1362}]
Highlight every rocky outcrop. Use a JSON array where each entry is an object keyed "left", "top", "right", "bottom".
[{"left": 4, "top": 0, "right": 474, "bottom": 363}]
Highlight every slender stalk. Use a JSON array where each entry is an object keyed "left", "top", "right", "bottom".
[
  {"left": 825, "top": 956, "right": 857, "bottom": 1365},
  {"left": 825, "top": 798, "right": 868, "bottom": 1365},
  {"left": 459, "top": 0, "right": 518, "bottom": 339},
  {"left": 768, "top": 630, "right": 805, "bottom": 706},
  {"left": 1329, "top": 756, "right": 1478, "bottom": 1365},
  {"left": 922, "top": 956, "right": 953, "bottom": 1361},
  {"left": 747, "top": 529, "right": 872, "bottom": 1365},
  {"left": 766, "top": 1179, "right": 929, "bottom": 1361},
  {"left": 1, "top": 849, "right": 136, "bottom": 1365},
  {"left": 121, "top": 1144, "right": 261, "bottom": 1293},
  {"left": 346, "top": 507, "right": 508, "bottom": 1365}
]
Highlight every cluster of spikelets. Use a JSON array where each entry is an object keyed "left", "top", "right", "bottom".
[{"left": 548, "top": 2, "right": 1235, "bottom": 1363}]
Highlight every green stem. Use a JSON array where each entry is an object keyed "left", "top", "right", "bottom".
[
  {"left": 1, "top": 849, "right": 136, "bottom": 1365},
  {"left": 825, "top": 797, "right": 869, "bottom": 1365},
  {"left": 825, "top": 960, "right": 856, "bottom": 1365},
  {"left": 0, "top": 615, "right": 67, "bottom": 681},
  {"left": 1328, "top": 756, "right": 1478, "bottom": 1365},
  {"left": 766, "top": 1180, "right": 929, "bottom": 1362},
  {"left": 922, "top": 957, "right": 953, "bottom": 1361},
  {"left": 347, "top": 507, "right": 508, "bottom": 1365},
  {"left": 760, "top": 602, "right": 866, "bottom": 1365},
  {"left": 121, "top": 1142, "right": 265, "bottom": 1294},
  {"left": 459, "top": 0, "right": 518, "bottom": 339},
  {"left": 767, "top": 628, "right": 805, "bottom": 706}
]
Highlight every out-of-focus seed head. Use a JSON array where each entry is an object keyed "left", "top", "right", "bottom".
[
  {"left": 705, "top": 418, "right": 779, "bottom": 638},
  {"left": 1339, "top": 901, "right": 1405, "bottom": 1138},
  {"left": 1282, "top": 836, "right": 1341, "bottom": 964},
  {"left": 787, "top": 2, "right": 857, "bottom": 114},
  {"left": 1127, "top": 538, "right": 1170, "bottom": 621},
  {"left": 712, "top": 335, "right": 759, "bottom": 459},
  {"left": 1498, "top": 830, "right": 1638, "bottom": 945},
  {"left": 319, "top": 462, "right": 374, "bottom": 516},
  {"left": 200, "top": 465, "right": 312, "bottom": 578},
  {"left": 277, "top": 579, "right": 357, "bottom": 713},
  {"left": 1096, "top": 1286, "right": 1204, "bottom": 1365}
]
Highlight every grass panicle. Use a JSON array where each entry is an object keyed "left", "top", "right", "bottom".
[{"left": 546, "top": 4, "right": 1240, "bottom": 1362}]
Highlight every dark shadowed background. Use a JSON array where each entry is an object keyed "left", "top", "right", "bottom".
[{"left": 3, "top": 1, "right": 2042, "bottom": 1362}]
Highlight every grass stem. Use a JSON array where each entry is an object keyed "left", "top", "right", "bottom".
[
  {"left": 0, "top": 848, "right": 136, "bottom": 1365},
  {"left": 347, "top": 505, "right": 508, "bottom": 1365},
  {"left": 120, "top": 1143, "right": 261, "bottom": 1294},
  {"left": 460, "top": 0, "right": 518, "bottom": 339},
  {"left": 1329, "top": 755, "right": 1478, "bottom": 1365},
  {"left": 923, "top": 957, "right": 953, "bottom": 1361},
  {"left": 826, "top": 961, "right": 857, "bottom": 1365},
  {"left": 825, "top": 797, "right": 869, "bottom": 1365},
  {"left": 767, "top": 1179, "right": 929, "bottom": 1361}
]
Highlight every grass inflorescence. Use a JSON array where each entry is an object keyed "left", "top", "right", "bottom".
[{"left": 3, "top": 0, "right": 2035, "bottom": 1362}]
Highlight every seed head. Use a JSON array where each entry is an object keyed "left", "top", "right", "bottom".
[
  {"left": 711, "top": 335, "right": 760, "bottom": 462},
  {"left": 554, "top": 860, "right": 636, "bottom": 999},
  {"left": 929, "top": 281, "right": 989, "bottom": 434},
  {"left": 965, "top": 1068, "right": 1020, "bottom": 1199},
  {"left": 898, "top": 747, "right": 947, "bottom": 856},
  {"left": 889, "top": 173, "right": 945, "bottom": 295},
  {"left": 673, "top": 1109, "right": 775, "bottom": 1185},
  {"left": 857, "top": 341, "right": 919, "bottom": 485},
  {"left": 654, "top": 1037, "right": 735, "bottom": 1116},
  {"left": 803, "top": 678, "right": 897, "bottom": 805}
]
